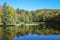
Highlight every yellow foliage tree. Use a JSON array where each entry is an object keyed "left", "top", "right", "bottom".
[
  {"left": 7, "top": 6, "right": 15, "bottom": 18},
  {"left": 0, "top": 10, "right": 3, "bottom": 24}
]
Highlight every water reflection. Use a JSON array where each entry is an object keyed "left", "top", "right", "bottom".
[
  {"left": 13, "top": 34, "right": 60, "bottom": 40},
  {"left": 0, "top": 27, "right": 16, "bottom": 40},
  {"left": 0, "top": 22, "right": 60, "bottom": 40}
]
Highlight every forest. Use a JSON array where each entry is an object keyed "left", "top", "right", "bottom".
[
  {"left": 0, "top": 3, "right": 60, "bottom": 23},
  {"left": 0, "top": 3, "right": 60, "bottom": 28}
]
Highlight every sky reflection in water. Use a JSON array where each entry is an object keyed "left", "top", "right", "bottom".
[{"left": 13, "top": 34, "right": 60, "bottom": 40}]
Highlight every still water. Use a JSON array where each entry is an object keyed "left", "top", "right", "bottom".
[
  {"left": 0, "top": 22, "right": 60, "bottom": 40},
  {"left": 13, "top": 34, "right": 60, "bottom": 40}
]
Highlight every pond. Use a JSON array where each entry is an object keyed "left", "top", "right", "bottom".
[{"left": 0, "top": 22, "right": 60, "bottom": 40}]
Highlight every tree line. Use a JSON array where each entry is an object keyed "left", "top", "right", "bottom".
[{"left": 0, "top": 3, "right": 60, "bottom": 24}]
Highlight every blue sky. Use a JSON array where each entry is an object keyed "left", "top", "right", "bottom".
[{"left": 0, "top": 0, "right": 60, "bottom": 10}]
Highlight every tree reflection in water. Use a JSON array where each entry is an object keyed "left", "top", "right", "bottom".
[{"left": 0, "top": 23, "right": 60, "bottom": 40}]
